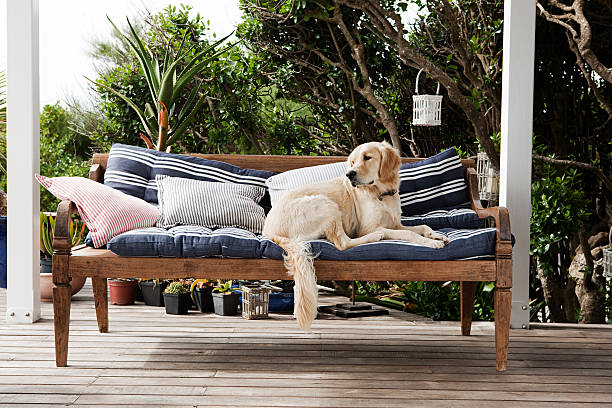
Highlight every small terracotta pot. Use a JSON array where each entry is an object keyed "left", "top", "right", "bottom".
[{"left": 109, "top": 279, "right": 138, "bottom": 305}]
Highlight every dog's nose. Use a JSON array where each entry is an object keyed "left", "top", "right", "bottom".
[{"left": 346, "top": 170, "right": 357, "bottom": 179}]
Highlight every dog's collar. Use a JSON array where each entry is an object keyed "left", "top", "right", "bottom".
[{"left": 377, "top": 189, "right": 397, "bottom": 201}]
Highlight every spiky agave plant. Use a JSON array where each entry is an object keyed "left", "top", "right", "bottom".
[
  {"left": 40, "top": 212, "right": 86, "bottom": 258},
  {"left": 89, "top": 17, "right": 232, "bottom": 151}
]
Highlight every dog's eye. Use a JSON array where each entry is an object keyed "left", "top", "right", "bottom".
[{"left": 363, "top": 155, "right": 371, "bottom": 161}]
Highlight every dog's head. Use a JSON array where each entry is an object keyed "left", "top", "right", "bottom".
[{"left": 346, "top": 141, "right": 401, "bottom": 188}]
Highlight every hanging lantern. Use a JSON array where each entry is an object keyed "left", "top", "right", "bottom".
[
  {"left": 477, "top": 152, "right": 500, "bottom": 203},
  {"left": 412, "top": 69, "right": 443, "bottom": 126},
  {"left": 604, "top": 227, "right": 612, "bottom": 278}
]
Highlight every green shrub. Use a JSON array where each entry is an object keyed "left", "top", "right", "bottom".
[{"left": 39, "top": 103, "right": 90, "bottom": 212}]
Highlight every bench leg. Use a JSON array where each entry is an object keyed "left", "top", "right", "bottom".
[
  {"left": 460, "top": 282, "right": 476, "bottom": 336},
  {"left": 494, "top": 287, "right": 512, "bottom": 371},
  {"left": 53, "top": 283, "right": 71, "bottom": 367},
  {"left": 92, "top": 277, "right": 108, "bottom": 333}
]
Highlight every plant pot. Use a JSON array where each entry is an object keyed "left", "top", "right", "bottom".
[
  {"left": 39, "top": 273, "right": 87, "bottom": 302},
  {"left": 135, "top": 284, "right": 144, "bottom": 302},
  {"left": 193, "top": 286, "right": 214, "bottom": 313},
  {"left": 213, "top": 292, "right": 240, "bottom": 316},
  {"left": 269, "top": 292, "right": 295, "bottom": 312},
  {"left": 163, "top": 292, "right": 191, "bottom": 315},
  {"left": 109, "top": 279, "right": 138, "bottom": 305},
  {"left": 40, "top": 258, "right": 52, "bottom": 274},
  {"left": 140, "top": 281, "right": 168, "bottom": 306}
]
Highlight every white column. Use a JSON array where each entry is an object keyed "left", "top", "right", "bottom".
[
  {"left": 500, "top": 0, "right": 535, "bottom": 329},
  {"left": 5, "top": 0, "right": 40, "bottom": 323}
]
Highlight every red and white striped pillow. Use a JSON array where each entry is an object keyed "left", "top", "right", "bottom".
[{"left": 36, "top": 175, "right": 160, "bottom": 248}]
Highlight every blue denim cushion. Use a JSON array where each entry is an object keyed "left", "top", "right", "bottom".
[{"left": 107, "top": 226, "right": 497, "bottom": 261}]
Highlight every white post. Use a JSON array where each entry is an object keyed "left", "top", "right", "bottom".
[
  {"left": 500, "top": 0, "right": 535, "bottom": 329},
  {"left": 5, "top": 0, "right": 40, "bottom": 323}
]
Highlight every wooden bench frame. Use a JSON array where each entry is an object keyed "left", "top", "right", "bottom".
[{"left": 52, "top": 154, "right": 512, "bottom": 371}]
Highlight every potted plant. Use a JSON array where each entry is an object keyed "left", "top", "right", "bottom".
[
  {"left": 39, "top": 212, "right": 86, "bottom": 301},
  {"left": 163, "top": 281, "right": 191, "bottom": 315},
  {"left": 190, "top": 279, "right": 215, "bottom": 313},
  {"left": 109, "top": 278, "right": 138, "bottom": 305},
  {"left": 212, "top": 280, "right": 240, "bottom": 316},
  {"left": 139, "top": 279, "right": 168, "bottom": 306}
]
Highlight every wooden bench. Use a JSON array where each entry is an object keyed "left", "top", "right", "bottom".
[{"left": 52, "top": 153, "right": 512, "bottom": 370}]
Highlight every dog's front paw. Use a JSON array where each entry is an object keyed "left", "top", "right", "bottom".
[
  {"left": 427, "top": 231, "right": 449, "bottom": 244},
  {"left": 427, "top": 239, "right": 446, "bottom": 249}
]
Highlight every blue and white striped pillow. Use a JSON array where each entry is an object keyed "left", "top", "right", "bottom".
[
  {"left": 104, "top": 144, "right": 276, "bottom": 204},
  {"left": 156, "top": 175, "right": 267, "bottom": 234},
  {"left": 399, "top": 148, "right": 470, "bottom": 216}
]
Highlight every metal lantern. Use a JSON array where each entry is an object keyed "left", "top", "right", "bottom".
[
  {"left": 604, "top": 227, "right": 612, "bottom": 278},
  {"left": 412, "top": 69, "right": 443, "bottom": 126},
  {"left": 477, "top": 152, "right": 500, "bottom": 203}
]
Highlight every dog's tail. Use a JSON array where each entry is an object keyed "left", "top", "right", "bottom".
[{"left": 275, "top": 238, "right": 318, "bottom": 331}]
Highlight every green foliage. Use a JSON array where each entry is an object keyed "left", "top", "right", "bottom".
[
  {"left": 38, "top": 103, "right": 90, "bottom": 212},
  {"left": 0, "top": 70, "right": 6, "bottom": 179},
  {"left": 165, "top": 281, "right": 188, "bottom": 294},
  {"left": 530, "top": 161, "right": 590, "bottom": 278},
  {"left": 355, "top": 280, "right": 495, "bottom": 321},
  {"left": 89, "top": 12, "right": 232, "bottom": 151},
  {"left": 213, "top": 280, "right": 236, "bottom": 294},
  {"left": 84, "top": 5, "right": 314, "bottom": 155}
]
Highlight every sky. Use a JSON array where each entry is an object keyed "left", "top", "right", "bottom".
[
  {"left": 0, "top": 0, "right": 242, "bottom": 107},
  {"left": 0, "top": 1, "right": 418, "bottom": 109}
]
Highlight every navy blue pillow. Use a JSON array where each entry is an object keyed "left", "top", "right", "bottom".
[
  {"left": 399, "top": 148, "right": 470, "bottom": 216},
  {"left": 104, "top": 144, "right": 276, "bottom": 204}
]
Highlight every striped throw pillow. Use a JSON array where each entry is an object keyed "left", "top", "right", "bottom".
[
  {"left": 36, "top": 175, "right": 160, "bottom": 248},
  {"left": 399, "top": 148, "right": 470, "bottom": 216},
  {"left": 265, "top": 161, "right": 347, "bottom": 206},
  {"left": 104, "top": 143, "right": 276, "bottom": 204},
  {"left": 156, "top": 175, "right": 267, "bottom": 234}
]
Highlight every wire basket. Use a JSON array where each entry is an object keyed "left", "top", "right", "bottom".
[
  {"left": 412, "top": 69, "right": 443, "bottom": 126},
  {"left": 477, "top": 152, "right": 500, "bottom": 203},
  {"left": 241, "top": 285, "right": 270, "bottom": 320},
  {"left": 604, "top": 227, "right": 612, "bottom": 278}
]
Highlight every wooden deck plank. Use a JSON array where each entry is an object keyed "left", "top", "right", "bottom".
[{"left": 2, "top": 282, "right": 612, "bottom": 406}]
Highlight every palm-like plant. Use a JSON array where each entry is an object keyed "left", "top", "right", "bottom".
[{"left": 89, "top": 17, "right": 232, "bottom": 151}]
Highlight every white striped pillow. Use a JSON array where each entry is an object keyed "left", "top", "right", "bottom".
[
  {"left": 156, "top": 175, "right": 266, "bottom": 234},
  {"left": 265, "top": 161, "right": 347, "bottom": 206},
  {"left": 36, "top": 175, "right": 160, "bottom": 248}
]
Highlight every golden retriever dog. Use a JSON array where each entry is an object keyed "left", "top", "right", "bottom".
[{"left": 263, "top": 142, "right": 449, "bottom": 330}]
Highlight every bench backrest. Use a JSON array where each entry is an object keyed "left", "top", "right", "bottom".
[{"left": 92, "top": 153, "right": 475, "bottom": 174}]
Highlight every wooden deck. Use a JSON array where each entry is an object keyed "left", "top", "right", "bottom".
[{"left": 1, "top": 281, "right": 612, "bottom": 407}]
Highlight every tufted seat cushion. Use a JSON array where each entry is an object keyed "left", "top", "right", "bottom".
[{"left": 106, "top": 226, "right": 498, "bottom": 261}]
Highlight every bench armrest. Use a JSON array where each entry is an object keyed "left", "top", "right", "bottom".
[
  {"left": 52, "top": 200, "right": 79, "bottom": 254},
  {"left": 89, "top": 163, "right": 103, "bottom": 183},
  {"left": 466, "top": 167, "right": 512, "bottom": 242}
]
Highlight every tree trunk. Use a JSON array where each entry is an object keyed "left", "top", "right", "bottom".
[
  {"left": 537, "top": 269, "right": 579, "bottom": 323},
  {"left": 569, "top": 245, "right": 607, "bottom": 324}
]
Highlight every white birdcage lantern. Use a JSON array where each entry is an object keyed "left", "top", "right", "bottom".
[
  {"left": 412, "top": 69, "right": 443, "bottom": 126},
  {"left": 477, "top": 152, "right": 499, "bottom": 203},
  {"left": 604, "top": 227, "right": 612, "bottom": 278}
]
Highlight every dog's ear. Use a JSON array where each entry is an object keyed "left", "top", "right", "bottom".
[{"left": 378, "top": 143, "right": 401, "bottom": 184}]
